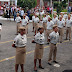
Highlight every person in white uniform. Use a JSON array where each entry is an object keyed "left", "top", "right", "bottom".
[
  {"left": 63, "top": 12, "right": 68, "bottom": 20},
  {"left": 12, "top": 27, "right": 27, "bottom": 72},
  {"left": 65, "top": 15, "right": 72, "bottom": 40},
  {"left": 46, "top": 17, "right": 54, "bottom": 44},
  {"left": 48, "top": 25, "right": 59, "bottom": 65},
  {"left": 25, "top": 13, "right": 29, "bottom": 34},
  {"left": 57, "top": 16, "right": 65, "bottom": 43},
  {"left": 52, "top": 14, "right": 58, "bottom": 25},
  {"left": 16, "top": 13, "right": 21, "bottom": 34},
  {"left": 32, "top": 26, "right": 45, "bottom": 71},
  {"left": 46, "top": 12, "right": 50, "bottom": 20},
  {"left": 40, "top": 10, "right": 43, "bottom": 21},
  {"left": 32, "top": 13, "right": 35, "bottom": 32},
  {"left": 22, "top": 15, "right": 29, "bottom": 34},
  {"left": 34, "top": 14, "right": 40, "bottom": 35},
  {"left": 42, "top": 14, "right": 48, "bottom": 31}
]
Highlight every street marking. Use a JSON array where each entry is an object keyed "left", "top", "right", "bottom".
[
  {"left": 0, "top": 36, "right": 33, "bottom": 44},
  {"left": 53, "top": 64, "right": 60, "bottom": 67},
  {"left": 0, "top": 40, "right": 13, "bottom": 44},
  {"left": 0, "top": 46, "right": 49, "bottom": 63},
  {"left": 0, "top": 39, "right": 71, "bottom": 63}
]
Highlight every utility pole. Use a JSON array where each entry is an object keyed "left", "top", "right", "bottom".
[
  {"left": 68, "top": 0, "right": 69, "bottom": 7},
  {"left": 51, "top": 0, "right": 53, "bottom": 18},
  {"left": 59, "top": 0, "right": 60, "bottom": 4},
  {"left": 40, "top": 0, "right": 44, "bottom": 8}
]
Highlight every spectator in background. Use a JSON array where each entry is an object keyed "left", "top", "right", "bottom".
[
  {"left": 26, "top": 9, "right": 30, "bottom": 19},
  {"left": 47, "top": 6, "right": 50, "bottom": 13},
  {"left": 68, "top": 6, "right": 71, "bottom": 13},
  {"left": 71, "top": 7, "right": 72, "bottom": 12},
  {"left": 20, "top": 8, "right": 24, "bottom": 19},
  {"left": 0, "top": 23, "right": 2, "bottom": 40},
  {"left": 6, "top": 8, "right": 11, "bottom": 20},
  {"left": 14, "top": 9, "right": 17, "bottom": 21}
]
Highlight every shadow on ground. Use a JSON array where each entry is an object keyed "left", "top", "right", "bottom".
[{"left": 63, "top": 70, "right": 72, "bottom": 72}]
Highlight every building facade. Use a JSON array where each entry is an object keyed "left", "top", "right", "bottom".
[{"left": 0, "top": 0, "right": 17, "bottom": 6}]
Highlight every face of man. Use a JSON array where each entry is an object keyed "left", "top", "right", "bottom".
[
  {"left": 39, "top": 28, "right": 44, "bottom": 34},
  {"left": 23, "top": 16, "right": 25, "bottom": 19},
  {"left": 54, "top": 15, "right": 56, "bottom": 18},
  {"left": 44, "top": 15, "right": 46, "bottom": 17},
  {"left": 59, "top": 17, "right": 62, "bottom": 21},
  {"left": 68, "top": 16, "right": 70, "bottom": 20},
  {"left": 48, "top": 18, "right": 51, "bottom": 21},
  {"left": 54, "top": 27, "right": 58, "bottom": 33},
  {"left": 20, "top": 29, "right": 26, "bottom": 35}
]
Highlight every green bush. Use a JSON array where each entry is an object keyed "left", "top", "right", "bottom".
[{"left": 17, "top": 0, "right": 37, "bottom": 11}]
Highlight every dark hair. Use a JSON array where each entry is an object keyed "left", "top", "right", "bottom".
[
  {"left": 0, "top": 23, "right": 2, "bottom": 25},
  {"left": 53, "top": 26, "right": 57, "bottom": 30},
  {"left": 38, "top": 28, "right": 42, "bottom": 31}
]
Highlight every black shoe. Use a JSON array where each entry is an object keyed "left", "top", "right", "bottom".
[
  {"left": 48, "top": 62, "right": 52, "bottom": 65},
  {"left": 34, "top": 70, "right": 37, "bottom": 72},
  {"left": 64, "top": 38, "right": 68, "bottom": 40},
  {"left": 53, "top": 61, "right": 58, "bottom": 63},
  {"left": 46, "top": 42, "right": 49, "bottom": 45},
  {"left": 15, "top": 34, "right": 18, "bottom": 35},
  {"left": 60, "top": 41, "right": 62, "bottom": 43},
  {"left": 39, "top": 66, "right": 44, "bottom": 69},
  {"left": 69, "top": 39, "right": 71, "bottom": 41}
]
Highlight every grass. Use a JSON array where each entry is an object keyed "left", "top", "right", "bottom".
[
  {"left": 61, "top": 9, "right": 67, "bottom": 12},
  {"left": 54, "top": 9, "right": 67, "bottom": 12}
]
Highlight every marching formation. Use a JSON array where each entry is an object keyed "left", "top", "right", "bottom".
[{"left": 12, "top": 9, "right": 72, "bottom": 72}]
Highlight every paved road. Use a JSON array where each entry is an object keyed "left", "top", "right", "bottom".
[{"left": 0, "top": 20, "right": 72, "bottom": 72}]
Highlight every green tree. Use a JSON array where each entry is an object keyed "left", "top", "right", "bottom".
[
  {"left": 54, "top": 0, "right": 67, "bottom": 14},
  {"left": 17, "top": 0, "right": 37, "bottom": 9}
]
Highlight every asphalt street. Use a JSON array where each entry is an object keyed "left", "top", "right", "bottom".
[{"left": 0, "top": 20, "right": 72, "bottom": 72}]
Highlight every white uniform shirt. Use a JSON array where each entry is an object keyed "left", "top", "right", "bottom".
[
  {"left": 70, "top": 14, "right": 72, "bottom": 20},
  {"left": 62, "top": 18, "right": 65, "bottom": 22},
  {"left": 66, "top": 19, "right": 72, "bottom": 27},
  {"left": 56, "top": 15, "right": 58, "bottom": 18},
  {"left": 21, "top": 10, "right": 24, "bottom": 16},
  {"left": 25, "top": 16, "right": 29, "bottom": 21},
  {"left": 35, "top": 12, "right": 39, "bottom": 16},
  {"left": 52, "top": 17, "right": 58, "bottom": 25},
  {"left": 32, "top": 16, "right": 35, "bottom": 22},
  {"left": 14, "top": 34, "right": 27, "bottom": 47},
  {"left": 16, "top": 16, "right": 21, "bottom": 23},
  {"left": 35, "top": 32, "right": 45, "bottom": 44},
  {"left": 59, "top": 15, "right": 62, "bottom": 17},
  {"left": 0, "top": 25, "right": 2, "bottom": 31},
  {"left": 63, "top": 14, "right": 68, "bottom": 19},
  {"left": 49, "top": 31, "right": 59, "bottom": 44},
  {"left": 57, "top": 20, "right": 65, "bottom": 28},
  {"left": 46, "top": 15, "right": 50, "bottom": 19},
  {"left": 34, "top": 17, "right": 39, "bottom": 23},
  {"left": 43, "top": 17, "right": 48, "bottom": 23},
  {"left": 71, "top": 14, "right": 72, "bottom": 17},
  {"left": 47, "top": 21, "right": 54, "bottom": 30},
  {"left": 40, "top": 12, "right": 44, "bottom": 16},
  {"left": 22, "top": 18, "right": 28, "bottom": 26}
]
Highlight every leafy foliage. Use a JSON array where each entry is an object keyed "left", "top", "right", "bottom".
[
  {"left": 54, "top": 0, "right": 67, "bottom": 14},
  {"left": 17, "top": 0, "right": 37, "bottom": 9}
]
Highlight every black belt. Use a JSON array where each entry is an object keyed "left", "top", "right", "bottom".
[
  {"left": 58, "top": 27, "right": 62, "bottom": 29},
  {"left": 67, "top": 27, "right": 70, "bottom": 28},
  {"left": 17, "top": 46, "right": 26, "bottom": 48},
  {"left": 51, "top": 43, "right": 56, "bottom": 45},
  {"left": 43, "top": 22, "right": 47, "bottom": 23},
  {"left": 36, "top": 43, "right": 43, "bottom": 45}
]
